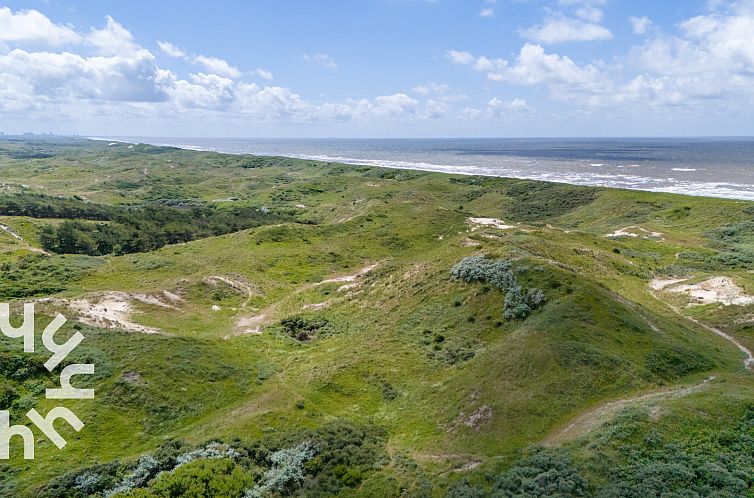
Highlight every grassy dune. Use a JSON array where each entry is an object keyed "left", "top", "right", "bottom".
[{"left": 0, "top": 138, "right": 752, "bottom": 497}]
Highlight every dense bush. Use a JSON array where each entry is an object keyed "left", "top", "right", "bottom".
[
  {"left": 37, "top": 421, "right": 388, "bottom": 498},
  {"left": 0, "top": 193, "right": 113, "bottom": 220},
  {"left": 130, "top": 458, "right": 254, "bottom": 498},
  {"left": 447, "top": 448, "right": 587, "bottom": 498},
  {"left": 504, "top": 286, "right": 547, "bottom": 320},
  {"left": 708, "top": 221, "right": 754, "bottom": 244},
  {"left": 244, "top": 442, "right": 316, "bottom": 497},
  {"left": 451, "top": 256, "right": 546, "bottom": 320},
  {"left": 279, "top": 316, "right": 332, "bottom": 341},
  {"left": 595, "top": 405, "right": 754, "bottom": 497},
  {"left": 0, "top": 192, "right": 287, "bottom": 256},
  {"left": 38, "top": 204, "right": 285, "bottom": 256},
  {"left": 451, "top": 256, "right": 516, "bottom": 290}
]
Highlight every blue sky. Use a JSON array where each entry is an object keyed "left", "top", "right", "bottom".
[{"left": 0, "top": 0, "right": 753, "bottom": 137}]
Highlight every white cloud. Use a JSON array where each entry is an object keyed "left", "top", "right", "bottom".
[
  {"left": 487, "top": 97, "right": 530, "bottom": 117},
  {"left": 454, "top": 0, "right": 754, "bottom": 113},
  {"left": 480, "top": 8, "right": 495, "bottom": 18},
  {"left": 557, "top": 0, "right": 606, "bottom": 5},
  {"left": 575, "top": 5, "right": 603, "bottom": 23},
  {"left": 521, "top": 16, "right": 613, "bottom": 44},
  {"left": 303, "top": 53, "right": 338, "bottom": 69},
  {"left": 629, "top": 16, "right": 652, "bottom": 35},
  {"left": 371, "top": 93, "right": 419, "bottom": 117},
  {"left": 87, "top": 16, "right": 140, "bottom": 55},
  {"left": 157, "top": 41, "right": 185, "bottom": 58},
  {"left": 255, "top": 68, "right": 274, "bottom": 81},
  {"left": 169, "top": 73, "right": 235, "bottom": 109},
  {"left": 449, "top": 43, "right": 604, "bottom": 89},
  {"left": 446, "top": 49, "right": 475, "bottom": 65},
  {"left": 412, "top": 82, "right": 450, "bottom": 96},
  {"left": 0, "top": 7, "right": 81, "bottom": 46},
  {"left": 0, "top": 48, "right": 170, "bottom": 105},
  {"left": 192, "top": 55, "right": 241, "bottom": 78}
]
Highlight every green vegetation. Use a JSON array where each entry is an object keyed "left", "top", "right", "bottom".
[
  {"left": 451, "top": 256, "right": 547, "bottom": 319},
  {"left": 38, "top": 421, "right": 387, "bottom": 498},
  {"left": 0, "top": 254, "right": 102, "bottom": 298},
  {"left": 37, "top": 203, "right": 286, "bottom": 256},
  {"left": 0, "top": 138, "right": 752, "bottom": 497}
]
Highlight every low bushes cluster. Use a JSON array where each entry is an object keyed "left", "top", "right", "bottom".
[
  {"left": 447, "top": 448, "right": 588, "bottom": 497},
  {"left": 451, "top": 256, "right": 547, "bottom": 320},
  {"left": 37, "top": 421, "right": 388, "bottom": 498},
  {"left": 279, "top": 316, "right": 332, "bottom": 341},
  {"left": 594, "top": 405, "right": 754, "bottom": 497}
]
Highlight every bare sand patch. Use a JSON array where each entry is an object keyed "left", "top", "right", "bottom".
[
  {"left": 666, "top": 276, "right": 754, "bottom": 306},
  {"left": 236, "top": 314, "right": 266, "bottom": 335},
  {"left": 64, "top": 292, "right": 163, "bottom": 334},
  {"left": 132, "top": 293, "right": 180, "bottom": 309},
  {"left": 649, "top": 277, "right": 690, "bottom": 291},
  {"left": 605, "top": 226, "right": 664, "bottom": 240},
  {"left": 460, "top": 238, "right": 481, "bottom": 247},
  {"left": 162, "top": 290, "right": 183, "bottom": 302},
  {"left": 303, "top": 301, "right": 330, "bottom": 311},
  {"left": 0, "top": 223, "right": 22, "bottom": 240},
  {"left": 467, "top": 217, "right": 516, "bottom": 230},
  {"left": 315, "top": 263, "right": 379, "bottom": 285}
]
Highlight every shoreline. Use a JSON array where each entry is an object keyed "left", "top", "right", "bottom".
[{"left": 87, "top": 136, "right": 754, "bottom": 202}]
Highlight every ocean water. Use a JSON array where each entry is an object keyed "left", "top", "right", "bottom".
[{"left": 108, "top": 137, "right": 754, "bottom": 201}]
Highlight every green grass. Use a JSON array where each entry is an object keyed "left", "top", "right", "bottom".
[{"left": 0, "top": 137, "right": 752, "bottom": 497}]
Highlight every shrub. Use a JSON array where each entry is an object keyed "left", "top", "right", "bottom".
[
  {"left": 451, "top": 256, "right": 547, "bottom": 320},
  {"left": 450, "top": 256, "right": 515, "bottom": 289},
  {"left": 279, "top": 316, "right": 332, "bottom": 341},
  {"left": 244, "top": 441, "right": 317, "bottom": 498},
  {"left": 104, "top": 455, "right": 160, "bottom": 497},
  {"left": 138, "top": 458, "right": 254, "bottom": 498},
  {"left": 493, "top": 448, "right": 587, "bottom": 497}
]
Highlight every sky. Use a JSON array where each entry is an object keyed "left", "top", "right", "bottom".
[{"left": 0, "top": 0, "right": 753, "bottom": 137}]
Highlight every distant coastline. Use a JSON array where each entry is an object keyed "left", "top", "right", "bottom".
[{"left": 89, "top": 136, "right": 754, "bottom": 201}]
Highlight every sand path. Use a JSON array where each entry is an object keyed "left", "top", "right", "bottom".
[{"left": 545, "top": 281, "right": 753, "bottom": 445}]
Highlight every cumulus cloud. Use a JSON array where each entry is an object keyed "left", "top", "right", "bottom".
[
  {"left": 255, "top": 68, "right": 274, "bottom": 81},
  {"left": 521, "top": 16, "right": 613, "bottom": 43},
  {"left": 0, "top": 7, "right": 81, "bottom": 45},
  {"left": 452, "top": 0, "right": 754, "bottom": 112},
  {"left": 448, "top": 43, "right": 604, "bottom": 90},
  {"left": 412, "top": 82, "right": 450, "bottom": 96},
  {"left": 303, "top": 52, "right": 338, "bottom": 69},
  {"left": 87, "top": 16, "right": 141, "bottom": 55},
  {"left": 487, "top": 97, "right": 530, "bottom": 117},
  {"left": 157, "top": 41, "right": 186, "bottom": 58},
  {"left": 480, "top": 8, "right": 495, "bottom": 18},
  {"left": 629, "top": 16, "right": 652, "bottom": 35},
  {"left": 521, "top": 0, "right": 611, "bottom": 44},
  {"left": 192, "top": 55, "right": 241, "bottom": 78},
  {"left": 0, "top": 48, "right": 170, "bottom": 106},
  {"left": 0, "top": 10, "right": 440, "bottom": 126}
]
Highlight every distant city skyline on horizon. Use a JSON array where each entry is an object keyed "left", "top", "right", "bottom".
[{"left": 1, "top": 1, "right": 754, "bottom": 137}]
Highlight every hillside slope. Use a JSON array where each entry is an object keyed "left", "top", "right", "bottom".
[{"left": 0, "top": 138, "right": 752, "bottom": 497}]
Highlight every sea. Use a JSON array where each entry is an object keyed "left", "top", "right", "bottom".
[{"left": 103, "top": 137, "right": 754, "bottom": 201}]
